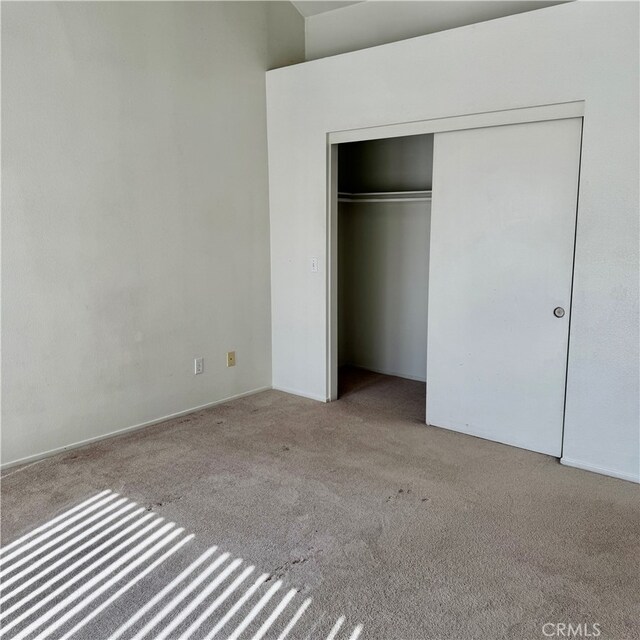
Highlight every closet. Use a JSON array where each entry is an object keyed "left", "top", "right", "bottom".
[
  {"left": 333, "top": 118, "right": 582, "bottom": 457},
  {"left": 337, "top": 134, "right": 433, "bottom": 394}
]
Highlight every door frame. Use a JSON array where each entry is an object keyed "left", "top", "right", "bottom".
[{"left": 326, "top": 100, "right": 584, "bottom": 406}]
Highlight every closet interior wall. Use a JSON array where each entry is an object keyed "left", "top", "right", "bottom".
[{"left": 338, "top": 134, "right": 434, "bottom": 383}]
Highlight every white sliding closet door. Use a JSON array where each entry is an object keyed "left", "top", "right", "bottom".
[{"left": 426, "top": 118, "right": 582, "bottom": 456}]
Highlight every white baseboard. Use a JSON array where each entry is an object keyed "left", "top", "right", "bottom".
[
  {"left": 560, "top": 457, "right": 639, "bottom": 484},
  {"left": 346, "top": 363, "right": 426, "bottom": 383},
  {"left": 271, "top": 386, "right": 328, "bottom": 403},
  {"left": 0, "top": 386, "right": 272, "bottom": 471}
]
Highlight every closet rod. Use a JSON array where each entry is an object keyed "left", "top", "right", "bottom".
[{"left": 338, "top": 190, "right": 432, "bottom": 203}]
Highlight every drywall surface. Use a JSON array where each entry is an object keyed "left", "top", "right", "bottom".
[
  {"left": 266, "top": 2, "right": 639, "bottom": 481},
  {"left": 339, "top": 201, "right": 430, "bottom": 381},
  {"left": 1, "top": 1, "right": 304, "bottom": 465},
  {"left": 339, "top": 135, "right": 433, "bottom": 192},
  {"left": 267, "top": 1, "right": 306, "bottom": 69},
  {"left": 305, "top": 0, "right": 567, "bottom": 60}
]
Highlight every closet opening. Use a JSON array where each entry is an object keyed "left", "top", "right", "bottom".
[{"left": 335, "top": 134, "right": 434, "bottom": 416}]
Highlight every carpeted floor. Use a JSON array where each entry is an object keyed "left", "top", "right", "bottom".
[{"left": 1, "top": 369, "right": 638, "bottom": 640}]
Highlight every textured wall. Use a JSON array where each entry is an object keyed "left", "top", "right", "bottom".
[
  {"left": 339, "top": 201, "right": 430, "bottom": 381},
  {"left": 1, "top": 1, "right": 304, "bottom": 465}
]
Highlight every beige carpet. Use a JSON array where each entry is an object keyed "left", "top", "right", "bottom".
[{"left": 2, "top": 368, "right": 638, "bottom": 639}]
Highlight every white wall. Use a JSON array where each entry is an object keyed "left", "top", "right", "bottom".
[
  {"left": 1, "top": 1, "right": 304, "bottom": 466},
  {"left": 339, "top": 135, "right": 433, "bottom": 192},
  {"left": 267, "top": 2, "right": 639, "bottom": 481},
  {"left": 339, "top": 201, "right": 430, "bottom": 381},
  {"left": 305, "top": 0, "right": 567, "bottom": 60},
  {"left": 268, "top": 1, "right": 306, "bottom": 69}
]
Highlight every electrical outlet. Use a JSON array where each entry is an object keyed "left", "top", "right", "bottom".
[
  {"left": 226, "top": 351, "right": 236, "bottom": 367},
  {"left": 194, "top": 357, "right": 204, "bottom": 375},
  {"left": 311, "top": 257, "right": 319, "bottom": 273}
]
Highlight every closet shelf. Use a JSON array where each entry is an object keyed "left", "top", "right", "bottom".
[{"left": 338, "top": 190, "right": 432, "bottom": 203}]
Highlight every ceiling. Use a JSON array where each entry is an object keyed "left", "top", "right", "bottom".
[
  {"left": 291, "top": 2, "right": 364, "bottom": 18},
  {"left": 292, "top": 1, "right": 571, "bottom": 22}
]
